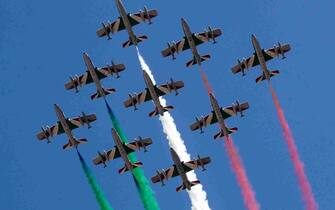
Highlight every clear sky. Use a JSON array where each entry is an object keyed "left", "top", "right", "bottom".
[{"left": 0, "top": 0, "right": 334, "bottom": 209}]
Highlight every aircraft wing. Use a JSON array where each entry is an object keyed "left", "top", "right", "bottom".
[
  {"left": 129, "top": 9, "right": 158, "bottom": 25},
  {"left": 92, "top": 147, "right": 121, "bottom": 165},
  {"left": 99, "top": 64, "right": 126, "bottom": 76},
  {"left": 124, "top": 89, "right": 153, "bottom": 108},
  {"left": 264, "top": 44, "right": 291, "bottom": 59},
  {"left": 190, "top": 103, "right": 249, "bottom": 131},
  {"left": 36, "top": 122, "right": 65, "bottom": 140},
  {"left": 151, "top": 165, "right": 180, "bottom": 183},
  {"left": 193, "top": 28, "right": 222, "bottom": 44},
  {"left": 68, "top": 114, "right": 97, "bottom": 128},
  {"left": 182, "top": 157, "right": 211, "bottom": 171},
  {"left": 124, "top": 138, "right": 153, "bottom": 152},
  {"left": 231, "top": 54, "right": 260, "bottom": 74},
  {"left": 36, "top": 114, "right": 96, "bottom": 141},
  {"left": 155, "top": 80, "right": 185, "bottom": 95},
  {"left": 161, "top": 39, "right": 190, "bottom": 57},
  {"left": 96, "top": 17, "right": 126, "bottom": 37}
]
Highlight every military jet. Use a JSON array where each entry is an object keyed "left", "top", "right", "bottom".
[
  {"left": 161, "top": 18, "right": 222, "bottom": 67},
  {"left": 92, "top": 128, "right": 152, "bottom": 173},
  {"left": 190, "top": 94, "right": 249, "bottom": 139},
  {"left": 151, "top": 148, "right": 211, "bottom": 192},
  {"left": 36, "top": 104, "right": 97, "bottom": 149},
  {"left": 231, "top": 34, "right": 291, "bottom": 83},
  {"left": 123, "top": 70, "right": 184, "bottom": 117},
  {"left": 96, "top": 0, "right": 158, "bottom": 47},
  {"left": 65, "top": 53, "right": 125, "bottom": 100}
]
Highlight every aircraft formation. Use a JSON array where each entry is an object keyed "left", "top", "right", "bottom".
[{"left": 36, "top": 0, "right": 293, "bottom": 208}]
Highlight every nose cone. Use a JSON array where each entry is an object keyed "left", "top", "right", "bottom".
[
  {"left": 54, "top": 104, "right": 62, "bottom": 114},
  {"left": 83, "top": 52, "right": 90, "bottom": 61},
  {"left": 181, "top": 18, "right": 188, "bottom": 26},
  {"left": 251, "top": 34, "right": 257, "bottom": 41}
]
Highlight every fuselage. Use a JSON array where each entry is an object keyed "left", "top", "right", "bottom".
[
  {"left": 111, "top": 128, "right": 133, "bottom": 171},
  {"left": 181, "top": 18, "right": 201, "bottom": 65},
  {"left": 209, "top": 93, "right": 228, "bottom": 135},
  {"left": 54, "top": 104, "right": 77, "bottom": 147},
  {"left": 170, "top": 148, "right": 191, "bottom": 190},
  {"left": 143, "top": 70, "right": 164, "bottom": 115},
  {"left": 83, "top": 53, "right": 105, "bottom": 98},
  {"left": 116, "top": 0, "right": 137, "bottom": 46},
  {"left": 251, "top": 34, "right": 270, "bottom": 80}
]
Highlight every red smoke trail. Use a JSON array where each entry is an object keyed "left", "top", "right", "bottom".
[
  {"left": 269, "top": 85, "right": 318, "bottom": 210},
  {"left": 196, "top": 65, "right": 259, "bottom": 209},
  {"left": 198, "top": 67, "right": 213, "bottom": 94},
  {"left": 224, "top": 136, "right": 260, "bottom": 210}
]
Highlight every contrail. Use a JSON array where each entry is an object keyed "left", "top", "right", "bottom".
[
  {"left": 104, "top": 100, "right": 160, "bottom": 210},
  {"left": 269, "top": 84, "right": 318, "bottom": 210},
  {"left": 136, "top": 47, "right": 212, "bottom": 210},
  {"left": 77, "top": 149, "right": 114, "bottom": 210},
  {"left": 197, "top": 65, "right": 260, "bottom": 210}
]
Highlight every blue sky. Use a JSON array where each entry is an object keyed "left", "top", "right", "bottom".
[{"left": 0, "top": 0, "right": 334, "bottom": 209}]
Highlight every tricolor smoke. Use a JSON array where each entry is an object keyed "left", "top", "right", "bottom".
[
  {"left": 136, "top": 47, "right": 212, "bottom": 210},
  {"left": 197, "top": 66, "right": 260, "bottom": 210},
  {"left": 104, "top": 100, "right": 160, "bottom": 210},
  {"left": 77, "top": 150, "right": 114, "bottom": 210},
  {"left": 269, "top": 85, "right": 318, "bottom": 210}
]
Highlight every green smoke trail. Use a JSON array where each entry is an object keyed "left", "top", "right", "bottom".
[
  {"left": 104, "top": 99, "right": 160, "bottom": 210},
  {"left": 77, "top": 149, "right": 114, "bottom": 210}
]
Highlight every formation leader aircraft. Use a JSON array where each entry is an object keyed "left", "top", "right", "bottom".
[
  {"left": 65, "top": 53, "right": 125, "bottom": 100},
  {"left": 92, "top": 128, "right": 152, "bottom": 173},
  {"left": 123, "top": 70, "right": 184, "bottom": 117},
  {"left": 36, "top": 104, "right": 97, "bottom": 149},
  {"left": 231, "top": 34, "right": 291, "bottom": 83},
  {"left": 190, "top": 94, "right": 249, "bottom": 139},
  {"left": 161, "top": 18, "right": 222, "bottom": 67},
  {"left": 151, "top": 148, "right": 211, "bottom": 192},
  {"left": 96, "top": 0, "right": 158, "bottom": 48}
]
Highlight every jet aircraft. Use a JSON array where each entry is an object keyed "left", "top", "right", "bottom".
[
  {"left": 123, "top": 70, "right": 184, "bottom": 117},
  {"left": 190, "top": 94, "right": 249, "bottom": 139},
  {"left": 151, "top": 148, "right": 211, "bottom": 192},
  {"left": 96, "top": 0, "right": 158, "bottom": 48},
  {"left": 161, "top": 18, "right": 222, "bottom": 67},
  {"left": 65, "top": 53, "right": 125, "bottom": 100},
  {"left": 231, "top": 34, "right": 291, "bottom": 83},
  {"left": 92, "top": 128, "right": 152, "bottom": 173},
  {"left": 36, "top": 104, "right": 97, "bottom": 149}
]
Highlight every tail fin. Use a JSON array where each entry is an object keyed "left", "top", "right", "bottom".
[
  {"left": 213, "top": 127, "right": 238, "bottom": 139},
  {"left": 91, "top": 88, "right": 116, "bottom": 100},
  {"left": 176, "top": 180, "right": 200, "bottom": 192},
  {"left": 63, "top": 138, "right": 87, "bottom": 150},
  {"left": 148, "top": 105, "right": 174, "bottom": 117},
  {"left": 255, "top": 70, "right": 280, "bottom": 83},
  {"left": 118, "top": 161, "right": 143, "bottom": 174},
  {"left": 186, "top": 54, "right": 211, "bottom": 67},
  {"left": 122, "top": 35, "right": 148, "bottom": 48}
]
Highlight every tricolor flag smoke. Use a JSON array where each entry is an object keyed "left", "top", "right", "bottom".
[
  {"left": 269, "top": 84, "right": 318, "bottom": 210},
  {"left": 136, "top": 47, "right": 212, "bottom": 210},
  {"left": 77, "top": 150, "right": 114, "bottom": 210},
  {"left": 198, "top": 66, "right": 260, "bottom": 210},
  {"left": 104, "top": 100, "right": 160, "bottom": 210}
]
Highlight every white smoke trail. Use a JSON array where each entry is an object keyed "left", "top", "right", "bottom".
[{"left": 136, "top": 47, "right": 211, "bottom": 210}]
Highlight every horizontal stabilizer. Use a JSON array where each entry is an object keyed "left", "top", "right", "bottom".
[
  {"left": 63, "top": 138, "right": 87, "bottom": 150},
  {"left": 122, "top": 35, "right": 148, "bottom": 48},
  {"left": 91, "top": 88, "right": 116, "bottom": 100},
  {"left": 256, "top": 70, "right": 280, "bottom": 83},
  {"left": 214, "top": 127, "right": 238, "bottom": 139},
  {"left": 149, "top": 105, "right": 174, "bottom": 117},
  {"left": 176, "top": 180, "right": 200, "bottom": 192},
  {"left": 118, "top": 161, "right": 143, "bottom": 174},
  {"left": 186, "top": 54, "right": 211, "bottom": 67}
]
